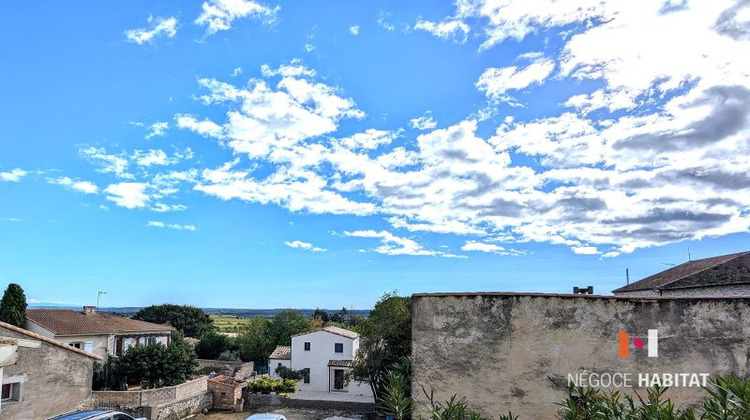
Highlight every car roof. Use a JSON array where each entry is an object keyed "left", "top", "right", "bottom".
[
  {"left": 49, "top": 410, "right": 114, "bottom": 420},
  {"left": 248, "top": 414, "right": 286, "bottom": 420}
]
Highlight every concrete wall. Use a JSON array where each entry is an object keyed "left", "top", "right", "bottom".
[
  {"left": 269, "top": 358, "right": 291, "bottom": 378},
  {"left": 412, "top": 293, "right": 750, "bottom": 419},
  {"left": 0, "top": 327, "right": 95, "bottom": 419}
]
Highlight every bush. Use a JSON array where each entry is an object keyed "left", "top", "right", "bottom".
[
  {"left": 195, "top": 331, "right": 235, "bottom": 359},
  {"left": 248, "top": 376, "right": 298, "bottom": 394},
  {"left": 275, "top": 365, "right": 308, "bottom": 380},
  {"left": 217, "top": 350, "right": 241, "bottom": 362}
]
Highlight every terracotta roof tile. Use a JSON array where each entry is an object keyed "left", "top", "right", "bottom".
[
  {"left": 327, "top": 360, "right": 353, "bottom": 367},
  {"left": 26, "top": 309, "right": 174, "bottom": 336},
  {"left": 269, "top": 345, "right": 291, "bottom": 360},
  {"left": 292, "top": 326, "right": 359, "bottom": 340},
  {"left": 0, "top": 320, "right": 102, "bottom": 360},
  {"left": 612, "top": 251, "right": 750, "bottom": 293}
]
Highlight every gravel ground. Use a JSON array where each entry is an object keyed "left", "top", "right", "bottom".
[{"left": 194, "top": 408, "right": 366, "bottom": 420}]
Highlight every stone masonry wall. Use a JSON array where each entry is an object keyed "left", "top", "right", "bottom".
[
  {"left": 196, "top": 359, "right": 255, "bottom": 380},
  {"left": 90, "top": 376, "right": 207, "bottom": 410},
  {"left": 145, "top": 390, "right": 212, "bottom": 420},
  {"left": 412, "top": 293, "right": 750, "bottom": 419}
]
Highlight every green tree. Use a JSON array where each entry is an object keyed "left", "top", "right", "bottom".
[
  {"left": 236, "top": 316, "right": 274, "bottom": 366},
  {"left": 353, "top": 292, "right": 412, "bottom": 400},
  {"left": 268, "top": 309, "right": 311, "bottom": 346},
  {"left": 0, "top": 283, "right": 27, "bottom": 327},
  {"left": 114, "top": 332, "right": 197, "bottom": 389},
  {"left": 311, "top": 308, "right": 330, "bottom": 323},
  {"left": 195, "top": 331, "right": 235, "bottom": 360},
  {"left": 132, "top": 304, "right": 214, "bottom": 338}
]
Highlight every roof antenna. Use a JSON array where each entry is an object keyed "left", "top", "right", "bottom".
[
  {"left": 688, "top": 247, "right": 691, "bottom": 262},
  {"left": 626, "top": 268, "right": 630, "bottom": 285}
]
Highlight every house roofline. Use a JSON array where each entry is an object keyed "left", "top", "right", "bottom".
[
  {"left": 0, "top": 320, "right": 102, "bottom": 360},
  {"left": 411, "top": 291, "right": 750, "bottom": 301}
]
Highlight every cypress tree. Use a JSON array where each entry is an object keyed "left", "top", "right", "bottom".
[{"left": 0, "top": 283, "right": 28, "bottom": 327}]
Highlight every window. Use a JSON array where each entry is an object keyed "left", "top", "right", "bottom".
[
  {"left": 69, "top": 342, "right": 83, "bottom": 349},
  {"left": 1, "top": 382, "right": 20, "bottom": 402},
  {"left": 146, "top": 337, "right": 156, "bottom": 345},
  {"left": 304, "top": 342, "right": 311, "bottom": 351},
  {"left": 334, "top": 343, "right": 344, "bottom": 353},
  {"left": 303, "top": 369, "right": 310, "bottom": 384},
  {"left": 113, "top": 414, "right": 136, "bottom": 420},
  {"left": 277, "top": 363, "right": 283, "bottom": 368}
]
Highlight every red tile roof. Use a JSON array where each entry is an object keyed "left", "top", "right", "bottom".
[
  {"left": 269, "top": 345, "right": 291, "bottom": 360},
  {"left": 612, "top": 251, "right": 750, "bottom": 293},
  {"left": 26, "top": 308, "right": 174, "bottom": 336},
  {"left": 292, "top": 326, "right": 359, "bottom": 340},
  {"left": 0, "top": 320, "right": 102, "bottom": 360}
]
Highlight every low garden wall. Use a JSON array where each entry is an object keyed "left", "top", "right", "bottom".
[
  {"left": 88, "top": 376, "right": 208, "bottom": 416},
  {"left": 196, "top": 359, "right": 255, "bottom": 380},
  {"left": 144, "top": 390, "right": 212, "bottom": 420}
]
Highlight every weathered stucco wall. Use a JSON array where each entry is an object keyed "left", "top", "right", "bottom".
[
  {"left": 1, "top": 327, "right": 95, "bottom": 419},
  {"left": 412, "top": 293, "right": 750, "bottom": 419}
]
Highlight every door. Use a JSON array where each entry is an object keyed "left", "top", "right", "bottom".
[{"left": 333, "top": 369, "right": 345, "bottom": 390}]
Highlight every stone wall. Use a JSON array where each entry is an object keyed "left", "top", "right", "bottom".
[
  {"left": 0, "top": 326, "right": 96, "bottom": 419},
  {"left": 144, "top": 390, "right": 212, "bottom": 420},
  {"left": 196, "top": 359, "right": 255, "bottom": 380},
  {"left": 412, "top": 292, "right": 750, "bottom": 419},
  {"left": 614, "top": 284, "right": 750, "bottom": 297},
  {"left": 90, "top": 376, "right": 208, "bottom": 410}
]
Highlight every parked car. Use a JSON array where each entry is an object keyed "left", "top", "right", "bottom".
[
  {"left": 245, "top": 414, "right": 288, "bottom": 420},
  {"left": 47, "top": 410, "right": 146, "bottom": 420}
]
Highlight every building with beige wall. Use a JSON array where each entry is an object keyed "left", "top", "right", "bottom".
[
  {"left": 25, "top": 306, "right": 173, "bottom": 360},
  {"left": 0, "top": 320, "right": 101, "bottom": 419}
]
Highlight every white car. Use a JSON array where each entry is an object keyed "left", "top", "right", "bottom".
[{"left": 245, "top": 414, "right": 288, "bottom": 420}]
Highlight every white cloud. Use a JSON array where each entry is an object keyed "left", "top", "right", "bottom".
[
  {"left": 377, "top": 12, "right": 395, "bottom": 31},
  {"left": 104, "top": 182, "right": 150, "bottom": 209},
  {"left": 0, "top": 169, "right": 27, "bottom": 182},
  {"left": 410, "top": 114, "right": 438, "bottom": 130},
  {"left": 339, "top": 129, "right": 399, "bottom": 150},
  {"left": 79, "top": 147, "right": 132, "bottom": 179},
  {"left": 125, "top": 16, "right": 178, "bottom": 44},
  {"left": 151, "top": 203, "right": 187, "bottom": 212},
  {"left": 344, "top": 230, "right": 442, "bottom": 256},
  {"left": 304, "top": 43, "right": 315, "bottom": 52},
  {"left": 414, "top": 19, "right": 470, "bottom": 43},
  {"left": 461, "top": 241, "right": 505, "bottom": 254},
  {"left": 48, "top": 177, "right": 98, "bottom": 194},
  {"left": 349, "top": 25, "right": 359, "bottom": 35},
  {"left": 195, "top": 0, "right": 279, "bottom": 36},
  {"left": 147, "top": 221, "right": 197, "bottom": 231},
  {"left": 572, "top": 246, "right": 601, "bottom": 255},
  {"left": 476, "top": 56, "right": 555, "bottom": 101},
  {"left": 284, "top": 240, "right": 327, "bottom": 252},
  {"left": 145, "top": 122, "right": 169, "bottom": 139},
  {"left": 231, "top": 67, "right": 243, "bottom": 77}
]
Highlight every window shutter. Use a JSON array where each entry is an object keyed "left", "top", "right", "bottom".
[{"left": 84, "top": 342, "right": 94, "bottom": 353}]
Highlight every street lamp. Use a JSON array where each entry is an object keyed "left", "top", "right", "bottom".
[{"left": 97, "top": 291, "right": 107, "bottom": 308}]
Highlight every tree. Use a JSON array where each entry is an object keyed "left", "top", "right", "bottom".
[
  {"left": 311, "top": 308, "right": 330, "bottom": 323},
  {"left": 0, "top": 283, "right": 27, "bottom": 327},
  {"left": 236, "top": 316, "right": 274, "bottom": 366},
  {"left": 268, "top": 309, "right": 311, "bottom": 346},
  {"left": 132, "top": 304, "right": 214, "bottom": 338},
  {"left": 114, "top": 332, "right": 197, "bottom": 389},
  {"left": 353, "top": 292, "right": 412, "bottom": 401},
  {"left": 195, "top": 331, "right": 235, "bottom": 360}
]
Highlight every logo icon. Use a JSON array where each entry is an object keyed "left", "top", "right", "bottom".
[{"left": 619, "top": 329, "right": 658, "bottom": 358}]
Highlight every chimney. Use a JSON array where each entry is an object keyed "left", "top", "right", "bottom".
[
  {"left": 572, "top": 286, "right": 594, "bottom": 295},
  {"left": 83, "top": 306, "right": 97, "bottom": 315}
]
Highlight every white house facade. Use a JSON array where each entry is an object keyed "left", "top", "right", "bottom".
[
  {"left": 25, "top": 307, "right": 173, "bottom": 360},
  {"left": 269, "top": 326, "right": 373, "bottom": 399}
]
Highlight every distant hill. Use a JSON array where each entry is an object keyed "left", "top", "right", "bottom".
[{"left": 100, "top": 307, "right": 370, "bottom": 318}]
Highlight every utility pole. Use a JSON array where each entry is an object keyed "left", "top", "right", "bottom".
[{"left": 97, "top": 291, "right": 107, "bottom": 308}]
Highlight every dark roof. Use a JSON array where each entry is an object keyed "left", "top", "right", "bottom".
[
  {"left": 26, "top": 308, "right": 174, "bottom": 336},
  {"left": 269, "top": 345, "right": 291, "bottom": 360},
  {"left": 292, "top": 326, "right": 359, "bottom": 340},
  {"left": 0, "top": 320, "right": 102, "bottom": 360},
  {"left": 612, "top": 251, "right": 750, "bottom": 293},
  {"left": 208, "top": 374, "right": 246, "bottom": 387},
  {"left": 328, "top": 360, "right": 354, "bottom": 367}
]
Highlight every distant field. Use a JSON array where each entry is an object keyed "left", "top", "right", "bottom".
[{"left": 210, "top": 314, "right": 253, "bottom": 333}]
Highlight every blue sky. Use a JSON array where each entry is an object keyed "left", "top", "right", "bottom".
[{"left": 1, "top": 0, "right": 749, "bottom": 309}]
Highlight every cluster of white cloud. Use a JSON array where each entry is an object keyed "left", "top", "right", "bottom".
[
  {"left": 0, "top": 169, "right": 27, "bottom": 182},
  {"left": 48, "top": 177, "right": 98, "bottom": 194},
  {"left": 147, "top": 221, "right": 197, "bottom": 231},
  {"left": 125, "top": 16, "right": 178, "bottom": 44},
  {"left": 195, "top": 0, "right": 278, "bottom": 36},
  {"left": 284, "top": 240, "right": 327, "bottom": 252},
  {"left": 85, "top": 1, "right": 750, "bottom": 255},
  {"left": 349, "top": 26, "right": 360, "bottom": 36}
]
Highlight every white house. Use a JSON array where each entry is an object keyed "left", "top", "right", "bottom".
[
  {"left": 25, "top": 306, "right": 173, "bottom": 360},
  {"left": 269, "top": 326, "right": 373, "bottom": 399}
]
